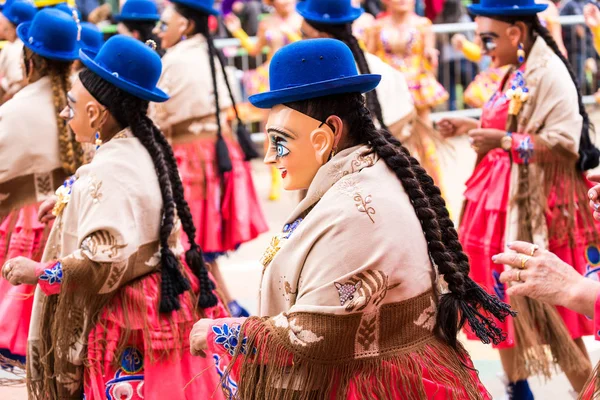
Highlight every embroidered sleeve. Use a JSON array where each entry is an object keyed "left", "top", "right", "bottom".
[
  {"left": 207, "top": 318, "right": 249, "bottom": 358},
  {"left": 36, "top": 260, "right": 63, "bottom": 296},
  {"left": 511, "top": 133, "right": 535, "bottom": 165}
]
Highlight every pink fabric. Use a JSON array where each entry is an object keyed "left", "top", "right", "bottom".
[
  {"left": 35, "top": 260, "right": 61, "bottom": 296},
  {"left": 0, "top": 202, "right": 49, "bottom": 356},
  {"left": 595, "top": 291, "right": 600, "bottom": 341},
  {"left": 173, "top": 137, "right": 268, "bottom": 254},
  {"left": 510, "top": 133, "right": 533, "bottom": 164},
  {"left": 461, "top": 75, "right": 595, "bottom": 347},
  {"left": 85, "top": 262, "right": 229, "bottom": 399}
]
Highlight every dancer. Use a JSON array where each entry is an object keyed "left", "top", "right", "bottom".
[
  {"left": 116, "top": 0, "right": 163, "bottom": 55},
  {"left": 189, "top": 38, "right": 514, "bottom": 400},
  {"left": 224, "top": 0, "right": 302, "bottom": 201},
  {"left": 0, "top": 0, "right": 36, "bottom": 103},
  {"left": 0, "top": 8, "right": 81, "bottom": 365},
  {"left": 583, "top": 3, "right": 600, "bottom": 103},
  {"left": 438, "top": 0, "right": 600, "bottom": 397},
  {"left": 153, "top": 0, "right": 267, "bottom": 318},
  {"left": 3, "top": 34, "right": 228, "bottom": 399}
]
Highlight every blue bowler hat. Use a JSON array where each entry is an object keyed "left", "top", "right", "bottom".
[
  {"left": 3, "top": 0, "right": 37, "bottom": 26},
  {"left": 297, "top": 0, "right": 363, "bottom": 25},
  {"left": 79, "top": 22, "right": 103, "bottom": 54},
  {"left": 169, "top": 0, "right": 219, "bottom": 16},
  {"left": 249, "top": 38, "right": 380, "bottom": 109},
  {"left": 17, "top": 8, "right": 79, "bottom": 61},
  {"left": 469, "top": 0, "right": 547, "bottom": 17},
  {"left": 53, "top": 3, "right": 80, "bottom": 20},
  {"left": 114, "top": 0, "right": 160, "bottom": 22},
  {"left": 80, "top": 35, "right": 169, "bottom": 103}
]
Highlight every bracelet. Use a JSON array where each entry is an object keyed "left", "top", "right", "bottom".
[{"left": 501, "top": 132, "right": 513, "bottom": 151}]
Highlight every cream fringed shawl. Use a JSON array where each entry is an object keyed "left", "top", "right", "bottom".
[
  {"left": 26, "top": 132, "right": 196, "bottom": 399},
  {"left": 219, "top": 145, "right": 488, "bottom": 399}
]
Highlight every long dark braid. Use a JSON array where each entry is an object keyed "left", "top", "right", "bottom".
[
  {"left": 491, "top": 15, "right": 600, "bottom": 171},
  {"left": 306, "top": 20, "right": 388, "bottom": 131},
  {"left": 286, "top": 93, "right": 515, "bottom": 349},
  {"left": 79, "top": 69, "right": 218, "bottom": 311}
]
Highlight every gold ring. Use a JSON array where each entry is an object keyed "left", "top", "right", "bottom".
[
  {"left": 516, "top": 270, "right": 522, "bottom": 282},
  {"left": 3, "top": 262, "right": 11, "bottom": 275},
  {"left": 530, "top": 245, "right": 539, "bottom": 257},
  {"left": 520, "top": 256, "right": 531, "bottom": 269}
]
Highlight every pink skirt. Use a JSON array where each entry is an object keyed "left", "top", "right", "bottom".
[
  {"left": 85, "top": 263, "right": 229, "bottom": 400},
  {"left": 460, "top": 150, "right": 594, "bottom": 347},
  {"left": 173, "top": 136, "right": 268, "bottom": 256},
  {"left": 0, "top": 203, "right": 50, "bottom": 357}
]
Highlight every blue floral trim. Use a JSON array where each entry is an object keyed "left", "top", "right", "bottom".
[
  {"left": 212, "top": 323, "right": 248, "bottom": 357},
  {"left": 39, "top": 261, "right": 63, "bottom": 285},
  {"left": 213, "top": 354, "right": 238, "bottom": 399},
  {"left": 282, "top": 218, "right": 303, "bottom": 239},
  {"left": 516, "top": 136, "right": 534, "bottom": 165}
]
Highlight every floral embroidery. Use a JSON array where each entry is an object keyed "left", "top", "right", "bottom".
[
  {"left": 88, "top": 175, "right": 103, "bottom": 204},
  {"left": 336, "top": 176, "right": 359, "bottom": 198},
  {"left": 516, "top": 136, "right": 534, "bottom": 164},
  {"left": 81, "top": 231, "right": 127, "bottom": 258},
  {"left": 354, "top": 193, "right": 375, "bottom": 223},
  {"left": 334, "top": 270, "right": 400, "bottom": 312},
  {"left": 282, "top": 218, "right": 302, "bottom": 239},
  {"left": 213, "top": 323, "right": 248, "bottom": 357},
  {"left": 105, "top": 347, "right": 144, "bottom": 400},
  {"left": 52, "top": 175, "right": 77, "bottom": 217},
  {"left": 260, "top": 236, "right": 281, "bottom": 268},
  {"left": 272, "top": 314, "right": 324, "bottom": 347},
  {"left": 39, "top": 261, "right": 63, "bottom": 285},
  {"left": 492, "top": 270, "right": 506, "bottom": 301},
  {"left": 213, "top": 354, "right": 238, "bottom": 399},
  {"left": 413, "top": 297, "right": 436, "bottom": 331}
]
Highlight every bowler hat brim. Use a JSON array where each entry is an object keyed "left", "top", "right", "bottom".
[
  {"left": 468, "top": 3, "right": 547, "bottom": 17},
  {"left": 249, "top": 74, "right": 381, "bottom": 109},
  {"left": 114, "top": 13, "right": 160, "bottom": 22},
  {"left": 169, "top": 0, "right": 219, "bottom": 16},
  {"left": 17, "top": 22, "right": 79, "bottom": 61},
  {"left": 297, "top": 3, "right": 363, "bottom": 25},
  {"left": 79, "top": 48, "right": 169, "bottom": 103}
]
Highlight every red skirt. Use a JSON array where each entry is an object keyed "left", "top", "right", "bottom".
[
  {"left": 0, "top": 203, "right": 50, "bottom": 357},
  {"left": 173, "top": 137, "right": 268, "bottom": 256},
  {"left": 460, "top": 149, "right": 594, "bottom": 348}
]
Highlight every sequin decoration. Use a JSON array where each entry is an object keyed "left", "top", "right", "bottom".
[
  {"left": 282, "top": 218, "right": 303, "bottom": 239},
  {"left": 52, "top": 175, "right": 77, "bottom": 217},
  {"left": 516, "top": 136, "right": 534, "bottom": 164}
]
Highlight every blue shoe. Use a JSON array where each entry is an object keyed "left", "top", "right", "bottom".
[
  {"left": 228, "top": 300, "right": 250, "bottom": 317},
  {"left": 506, "top": 380, "right": 534, "bottom": 400}
]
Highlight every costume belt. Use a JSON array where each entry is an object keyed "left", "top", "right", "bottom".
[{"left": 0, "top": 168, "right": 67, "bottom": 215}]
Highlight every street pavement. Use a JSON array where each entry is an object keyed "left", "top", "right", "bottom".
[{"left": 3, "top": 115, "right": 600, "bottom": 398}]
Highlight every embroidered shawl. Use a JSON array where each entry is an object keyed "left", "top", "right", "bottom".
[
  {"left": 26, "top": 131, "right": 197, "bottom": 399},
  {"left": 212, "top": 146, "right": 489, "bottom": 399}
]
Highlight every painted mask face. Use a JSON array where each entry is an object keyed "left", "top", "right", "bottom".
[
  {"left": 264, "top": 105, "right": 336, "bottom": 191},
  {"left": 60, "top": 77, "right": 107, "bottom": 143}
]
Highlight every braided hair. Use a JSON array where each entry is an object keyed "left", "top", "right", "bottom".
[
  {"left": 174, "top": 4, "right": 258, "bottom": 173},
  {"left": 79, "top": 68, "right": 218, "bottom": 312},
  {"left": 24, "top": 49, "right": 83, "bottom": 174},
  {"left": 305, "top": 20, "right": 388, "bottom": 131},
  {"left": 285, "top": 93, "right": 515, "bottom": 349},
  {"left": 490, "top": 15, "right": 599, "bottom": 171}
]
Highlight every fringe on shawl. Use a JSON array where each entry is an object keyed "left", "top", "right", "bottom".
[
  {"left": 26, "top": 255, "right": 202, "bottom": 399},
  {"left": 220, "top": 317, "right": 488, "bottom": 400},
  {"left": 506, "top": 112, "right": 597, "bottom": 381},
  {"left": 578, "top": 360, "right": 600, "bottom": 400}
]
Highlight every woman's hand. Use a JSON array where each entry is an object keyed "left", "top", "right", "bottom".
[
  {"left": 467, "top": 128, "right": 505, "bottom": 154},
  {"left": 587, "top": 172, "right": 600, "bottom": 221},
  {"left": 2, "top": 256, "right": 40, "bottom": 286},
  {"left": 424, "top": 47, "right": 439, "bottom": 69},
  {"left": 584, "top": 4, "right": 600, "bottom": 30},
  {"left": 38, "top": 196, "right": 57, "bottom": 224},
  {"left": 189, "top": 318, "right": 213, "bottom": 357},
  {"left": 493, "top": 241, "right": 599, "bottom": 317},
  {"left": 436, "top": 117, "right": 478, "bottom": 138},
  {"left": 224, "top": 13, "right": 242, "bottom": 33},
  {"left": 451, "top": 33, "right": 467, "bottom": 51}
]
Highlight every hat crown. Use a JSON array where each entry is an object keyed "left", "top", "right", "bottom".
[
  {"left": 469, "top": 0, "right": 548, "bottom": 16},
  {"left": 269, "top": 39, "right": 360, "bottom": 91},
  {"left": 121, "top": 0, "right": 158, "bottom": 17},
  {"left": 92, "top": 35, "right": 162, "bottom": 94},
  {"left": 479, "top": 0, "right": 533, "bottom": 8},
  {"left": 170, "top": 0, "right": 219, "bottom": 15},
  {"left": 26, "top": 8, "right": 78, "bottom": 56},
  {"left": 3, "top": 0, "right": 36, "bottom": 25},
  {"left": 80, "top": 22, "right": 103, "bottom": 51},
  {"left": 300, "top": 0, "right": 356, "bottom": 21}
]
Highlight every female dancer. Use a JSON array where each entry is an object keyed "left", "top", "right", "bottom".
[
  {"left": 0, "top": 0, "right": 36, "bottom": 103},
  {"left": 438, "top": 0, "right": 600, "bottom": 397},
  {"left": 115, "top": 0, "right": 163, "bottom": 55},
  {"left": 153, "top": 0, "right": 267, "bottom": 318},
  {"left": 0, "top": 8, "right": 80, "bottom": 364},
  {"left": 224, "top": 0, "right": 302, "bottom": 201},
  {"left": 3, "top": 34, "right": 228, "bottom": 399},
  {"left": 189, "top": 38, "right": 514, "bottom": 400}
]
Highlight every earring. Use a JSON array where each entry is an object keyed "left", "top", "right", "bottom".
[
  {"left": 181, "top": 35, "right": 187, "bottom": 41},
  {"left": 95, "top": 132, "right": 102, "bottom": 150},
  {"left": 517, "top": 43, "right": 525, "bottom": 64}
]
